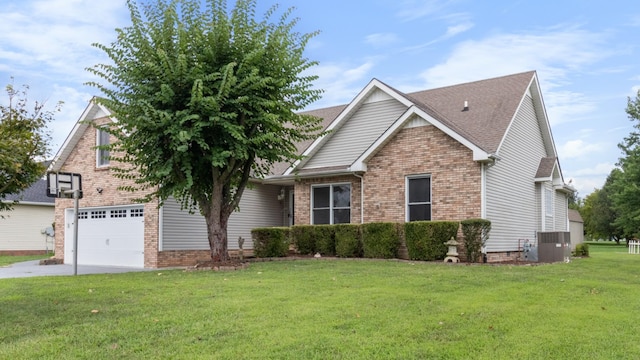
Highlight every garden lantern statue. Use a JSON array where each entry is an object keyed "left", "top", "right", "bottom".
[{"left": 444, "top": 237, "right": 460, "bottom": 263}]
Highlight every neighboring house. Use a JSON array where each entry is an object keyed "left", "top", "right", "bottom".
[
  {"left": 568, "top": 209, "right": 584, "bottom": 250},
  {"left": 49, "top": 70, "right": 573, "bottom": 268},
  {"left": 1, "top": 179, "right": 55, "bottom": 254}
]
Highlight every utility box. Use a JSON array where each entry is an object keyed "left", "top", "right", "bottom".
[{"left": 537, "top": 232, "right": 571, "bottom": 262}]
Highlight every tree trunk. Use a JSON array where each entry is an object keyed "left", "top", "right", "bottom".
[{"left": 201, "top": 182, "right": 231, "bottom": 263}]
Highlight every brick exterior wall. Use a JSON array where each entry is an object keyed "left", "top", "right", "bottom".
[
  {"left": 365, "top": 125, "right": 482, "bottom": 222},
  {"left": 295, "top": 124, "right": 482, "bottom": 226},
  {"left": 53, "top": 116, "right": 165, "bottom": 268},
  {"left": 294, "top": 175, "right": 362, "bottom": 225},
  {"left": 290, "top": 123, "right": 526, "bottom": 261}
]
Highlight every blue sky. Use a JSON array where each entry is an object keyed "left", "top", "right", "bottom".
[{"left": 1, "top": 0, "right": 639, "bottom": 197}]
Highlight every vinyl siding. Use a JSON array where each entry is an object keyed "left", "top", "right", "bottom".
[
  {"left": 485, "top": 95, "right": 548, "bottom": 252},
  {"left": 161, "top": 184, "right": 284, "bottom": 250},
  {"left": 303, "top": 98, "right": 408, "bottom": 169},
  {"left": 0, "top": 204, "right": 54, "bottom": 251}
]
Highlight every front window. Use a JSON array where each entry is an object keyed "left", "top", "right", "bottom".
[
  {"left": 96, "top": 128, "right": 110, "bottom": 167},
  {"left": 312, "top": 184, "right": 351, "bottom": 224},
  {"left": 407, "top": 175, "right": 431, "bottom": 221}
]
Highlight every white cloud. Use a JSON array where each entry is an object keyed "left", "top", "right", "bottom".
[
  {"left": 309, "top": 61, "right": 376, "bottom": 107},
  {"left": 571, "top": 162, "right": 616, "bottom": 176},
  {"left": 544, "top": 90, "right": 597, "bottom": 126},
  {"left": 570, "top": 176, "right": 606, "bottom": 196},
  {"left": 419, "top": 27, "right": 608, "bottom": 89},
  {"left": 559, "top": 139, "right": 604, "bottom": 159},
  {"left": 444, "top": 22, "right": 474, "bottom": 38},
  {"left": 395, "top": 0, "right": 451, "bottom": 22},
  {"left": 365, "top": 33, "right": 400, "bottom": 47},
  {"left": 0, "top": 0, "right": 127, "bottom": 81}
]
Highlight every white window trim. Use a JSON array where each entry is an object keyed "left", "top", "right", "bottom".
[
  {"left": 545, "top": 188, "right": 553, "bottom": 217},
  {"left": 96, "top": 128, "right": 110, "bottom": 168},
  {"left": 405, "top": 174, "right": 432, "bottom": 222},
  {"left": 310, "top": 183, "right": 351, "bottom": 224}
]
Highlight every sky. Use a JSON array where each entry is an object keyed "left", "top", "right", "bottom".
[{"left": 1, "top": 0, "right": 639, "bottom": 197}]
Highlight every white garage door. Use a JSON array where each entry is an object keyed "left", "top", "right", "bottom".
[{"left": 65, "top": 205, "right": 145, "bottom": 268}]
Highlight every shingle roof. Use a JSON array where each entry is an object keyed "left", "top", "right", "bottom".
[
  {"left": 535, "top": 157, "right": 558, "bottom": 178},
  {"left": 402, "top": 71, "right": 535, "bottom": 154},
  {"left": 568, "top": 209, "right": 583, "bottom": 223},
  {"left": 4, "top": 179, "right": 54, "bottom": 204},
  {"left": 277, "top": 71, "right": 537, "bottom": 177}
]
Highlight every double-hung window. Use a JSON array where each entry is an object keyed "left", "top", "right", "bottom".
[
  {"left": 406, "top": 175, "right": 431, "bottom": 221},
  {"left": 96, "top": 128, "right": 110, "bottom": 167},
  {"left": 312, "top": 184, "right": 351, "bottom": 224}
]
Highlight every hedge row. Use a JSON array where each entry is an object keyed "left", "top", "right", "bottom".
[{"left": 252, "top": 219, "right": 491, "bottom": 262}]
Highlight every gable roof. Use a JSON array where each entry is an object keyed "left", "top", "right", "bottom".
[
  {"left": 279, "top": 71, "right": 549, "bottom": 178},
  {"left": 568, "top": 209, "right": 583, "bottom": 223},
  {"left": 48, "top": 98, "right": 111, "bottom": 173}
]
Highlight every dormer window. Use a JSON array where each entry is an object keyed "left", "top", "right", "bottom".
[{"left": 96, "top": 128, "right": 110, "bottom": 167}]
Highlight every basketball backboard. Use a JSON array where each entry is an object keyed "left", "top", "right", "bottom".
[{"left": 46, "top": 172, "right": 83, "bottom": 199}]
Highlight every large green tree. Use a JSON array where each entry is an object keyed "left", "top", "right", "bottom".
[
  {"left": 0, "top": 83, "right": 58, "bottom": 212},
  {"left": 87, "top": 0, "right": 323, "bottom": 262},
  {"left": 582, "top": 170, "right": 625, "bottom": 243},
  {"left": 611, "top": 90, "right": 640, "bottom": 239}
]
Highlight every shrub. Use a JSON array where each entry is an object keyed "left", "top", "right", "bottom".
[
  {"left": 461, "top": 219, "right": 491, "bottom": 263},
  {"left": 290, "top": 225, "right": 317, "bottom": 255},
  {"left": 404, "top": 221, "right": 459, "bottom": 261},
  {"left": 252, "top": 227, "right": 290, "bottom": 258},
  {"left": 362, "top": 222, "right": 399, "bottom": 259},
  {"left": 335, "top": 224, "right": 362, "bottom": 258},
  {"left": 315, "top": 225, "right": 336, "bottom": 256},
  {"left": 575, "top": 243, "right": 589, "bottom": 257}
]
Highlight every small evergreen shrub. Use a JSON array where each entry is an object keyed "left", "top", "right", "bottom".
[
  {"left": 252, "top": 227, "right": 290, "bottom": 258},
  {"left": 405, "top": 221, "right": 459, "bottom": 261},
  {"left": 315, "top": 225, "right": 336, "bottom": 256},
  {"left": 335, "top": 224, "right": 362, "bottom": 258},
  {"left": 574, "top": 243, "right": 589, "bottom": 257},
  {"left": 362, "top": 222, "right": 399, "bottom": 259},
  {"left": 461, "top": 219, "right": 491, "bottom": 263},
  {"left": 290, "top": 225, "right": 317, "bottom": 255}
]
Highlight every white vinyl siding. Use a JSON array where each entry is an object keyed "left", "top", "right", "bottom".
[
  {"left": 303, "top": 98, "right": 407, "bottom": 169},
  {"left": 161, "top": 184, "right": 284, "bottom": 251},
  {"left": 485, "top": 95, "right": 548, "bottom": 252},
  {"left": 0, "top": 204, "right": 54, "bottom": 251}
]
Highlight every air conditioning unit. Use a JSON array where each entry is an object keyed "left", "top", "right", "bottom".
[{"left": 537, "top": 232, "right": 571, "bottom": 262}]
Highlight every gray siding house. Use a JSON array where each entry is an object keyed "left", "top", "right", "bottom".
[{"left": 49, "top": 70, "right": 573, "bottom": 267}]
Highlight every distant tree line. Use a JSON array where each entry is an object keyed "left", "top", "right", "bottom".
[{"left": 573, "top": 90, "right": 640, "bottom": 244}]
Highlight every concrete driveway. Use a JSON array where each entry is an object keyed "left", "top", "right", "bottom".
[{"left": 0, "top": 260, "right": 154, "bottom": 279}]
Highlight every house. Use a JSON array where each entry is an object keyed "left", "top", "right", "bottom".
[
  {"left": 568, "top": 209, "right": 584, "bottom": 250},
  {"left": 49, "top": 70, "right": 573, "bottom": 268},
  {"left": 1, "top": 179, "right": 55, "bottom": 254}
]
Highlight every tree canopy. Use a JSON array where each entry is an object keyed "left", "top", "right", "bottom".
[
  {"left": 87, "top": 0, "right": 323, "bottom": 261},
  {"left": 608, "top": 90, "right": 640, "bottom": 238},
  {"left": 0, "top": 82, "right": 58, "bottom": 212}
]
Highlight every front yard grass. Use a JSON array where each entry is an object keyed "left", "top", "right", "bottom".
[
  {"left": 1, "top": 246, "right": 639, "bottom": 359},
  {"left": 0, "top": 253, "right": 52, "bottom": 267}
]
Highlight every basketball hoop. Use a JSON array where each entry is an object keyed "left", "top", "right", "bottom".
[{"left": 46, "top": 172, "right": 83, "bottom": 199}]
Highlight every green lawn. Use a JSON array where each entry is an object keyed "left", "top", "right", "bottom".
[
  {"left": 1, "top": 246, "right": 639, "bottom": 359},
  {"left": 0, "top": 253, "right": 52, "bottom": 267}
]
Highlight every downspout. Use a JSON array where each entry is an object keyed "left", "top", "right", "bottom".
[
  {"left": 354, "top": 173, "right": 364, "bottom": 224},
  {"left": 480, "top": 162, "right": 486, "bottom": 219}
]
